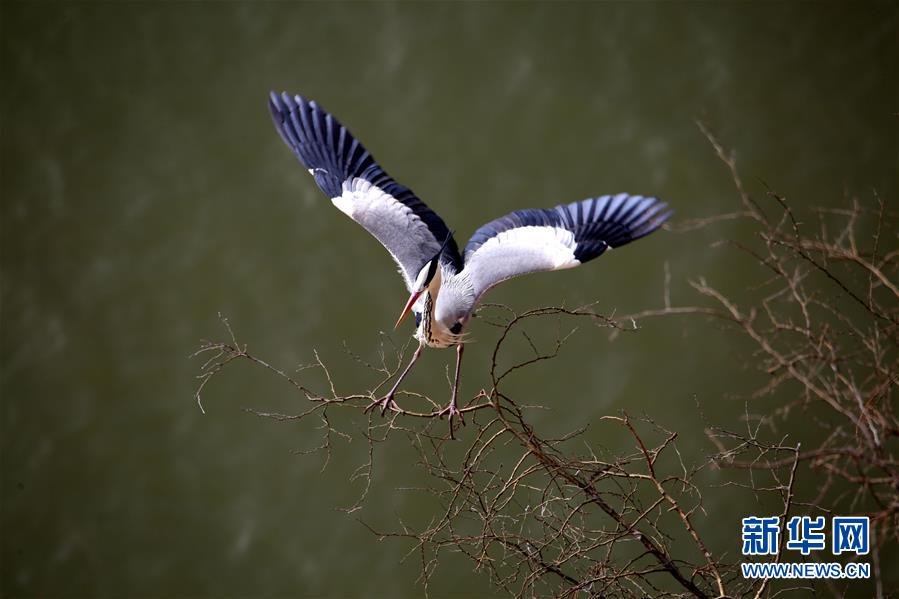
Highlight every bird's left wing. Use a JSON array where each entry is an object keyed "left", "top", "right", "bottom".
[
  {"left": 269, "top": 92, "right": 463, "bottom": 290},
  {"left": 462, "top": 194, "right": 671, "bottom": 303}
]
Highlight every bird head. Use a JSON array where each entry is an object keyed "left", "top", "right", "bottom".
[{"left": 394, "top": 233, "right": 453, "bottom": 329}]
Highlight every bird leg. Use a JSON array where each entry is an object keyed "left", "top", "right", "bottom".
[
  {"left": 365, "top": 343, "right": 424, "bottom": 416},
  {"left": 438, "top": 343, "right": 466, "bottom": 438}
]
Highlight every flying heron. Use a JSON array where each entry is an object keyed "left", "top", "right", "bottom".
[{"left": 268, "top": 92, "right": 671, "bottom": 432}]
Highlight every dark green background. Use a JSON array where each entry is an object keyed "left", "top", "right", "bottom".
[{"left": 2, "top": 2, "right": 896, "bottom": 597}]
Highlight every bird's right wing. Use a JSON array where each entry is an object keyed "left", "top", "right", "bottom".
[
  {"left": 462, "top": 194, "right": 671, "bottom": 303},
  {"left": 269, "top": 92, "right": 463, "bottom": 290}
]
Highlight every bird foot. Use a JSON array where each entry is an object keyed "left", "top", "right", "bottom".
[
  {"left": 364, "top": 395, "right": 401, "bottom": 416},
  {"left": 437, "top": 401, "right": 465, "bottom": 438}
]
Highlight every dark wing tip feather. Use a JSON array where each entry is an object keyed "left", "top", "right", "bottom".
[
  {"left": 268, "top": 91, "right": 297, "bottom": 150},
  {"left": 574, "top": 195, "right": 671, "bottom": 253},
  {"left": 267, "top": 92, "right": 350, "bottom": 197},
  {"left": 627, "top": 203, "right": 673, "bottom": 243}
]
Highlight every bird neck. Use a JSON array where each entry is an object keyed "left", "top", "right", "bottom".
[
  {"left": 415, "top": 267, "right": 476, "bottom": 349},
  {"left": 417, "top": 288, "right": 438, "bottom": 347},
  {"left": 421, "top": 267, "right": 442, "bottom": 332}
]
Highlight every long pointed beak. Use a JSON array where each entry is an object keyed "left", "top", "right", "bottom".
[{"left": 394, "top": 290, "right": 423, "bottom": 329}]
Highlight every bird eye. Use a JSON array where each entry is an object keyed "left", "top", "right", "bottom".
[{"left": 450, "top": 322, "right": 463, "bottom": 335}]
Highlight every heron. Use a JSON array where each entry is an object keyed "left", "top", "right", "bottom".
[{"left": 268, "top": 92, "right": 671, "bottom": 432}]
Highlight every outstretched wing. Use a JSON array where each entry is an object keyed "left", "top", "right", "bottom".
[
  {"left": 268, "top": 92, "right": 463, "bottom": 290},
  {"left": 463, "top": 194, "right": 671, "bottom": 302}
]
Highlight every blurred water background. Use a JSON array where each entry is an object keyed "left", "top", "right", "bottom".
[{"left": 2, "top": 2, "right": 896, "bottom": 597}]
